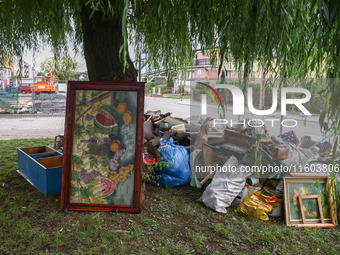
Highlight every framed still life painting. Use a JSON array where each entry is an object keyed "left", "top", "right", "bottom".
[
  {"left": 283, "top": 177, "right": 336, "bottom": 228},
  {"left": 60, "top": 81, "right": 144, "bottom": 212}
]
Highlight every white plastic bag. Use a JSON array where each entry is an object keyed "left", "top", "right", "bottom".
[{"left": 198, "top": 156, "right": 253, "bottom": 213}]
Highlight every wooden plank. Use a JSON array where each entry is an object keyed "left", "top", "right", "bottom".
[
  {"left": 317, "top": 196, "right": 325, "bottom": 223},
  {"left": 200, "top": 172, "right": 215, "bottom": 186},
  {"left": 202, "top": 143, "right": 218, "bottom": 167},
  {"left": 21, "top": 146, "right": 54, "bottom": 155},
  {"left": 298, "top": 196, "right": 306, "bottom": 224},
  {"left": 326, "top": 178, "right": 337, "bottom": 226},
  {"left": 36, "top": 155, "right": 63, "bottom": 169},
  {"left": 296, "top": 223, "right": 335, "bottom": 228},
  {"left": 224, "top": 129, "right": 256, "bottom": 148},
  {"left": 290, "top": 173, "right": 330, "bottom": 178}
]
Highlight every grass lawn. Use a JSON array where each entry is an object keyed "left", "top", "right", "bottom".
[{"left": 0, "top": 138, "right": 339, "bottom": 254}]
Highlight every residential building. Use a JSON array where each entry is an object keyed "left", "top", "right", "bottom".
[
  {"left": 136, "top": 49, "right": 257, "bottom": 91},
  {"left": 0, "top": 67, "right": 12, "bottom": 89},
  {"left": 12, "top": 57, "right": 34, "bottom": 79},
  {"left": 175, "top": 50, "right": 256, "bottom": 92}
]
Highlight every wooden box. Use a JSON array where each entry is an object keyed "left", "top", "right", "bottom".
[
  {"left": 221, "top": 129, "right": 257, "bottom": 160},
  {"left": 17, "top": 146, "right": 63, "bottom": 195}
]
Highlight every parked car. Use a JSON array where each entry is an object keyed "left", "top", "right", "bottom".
[{"left": 19, "top": 83, "right": 33, "bottom": 94}]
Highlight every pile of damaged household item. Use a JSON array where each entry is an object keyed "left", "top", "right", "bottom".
[{"left": 143, "top": 112, "right": 339, "bottom": 225}]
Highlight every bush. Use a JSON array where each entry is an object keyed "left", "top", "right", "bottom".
[{"left": 145, "top": 82, "right": 168, "bottom": 88}]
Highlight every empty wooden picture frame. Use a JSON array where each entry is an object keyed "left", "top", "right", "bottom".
[
  {"left": 60, "top": 81, "right": 144, "bottom": 213},
  {"left": 298, "top": 195, "right": 324, "bottom": 224},
  {"left": 283, "top": 177, "right": 336, "bottom": 228}
]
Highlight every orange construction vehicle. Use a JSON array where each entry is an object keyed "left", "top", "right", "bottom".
[{"left": 33, "top": 68, "right": 56, "bottom": 94}]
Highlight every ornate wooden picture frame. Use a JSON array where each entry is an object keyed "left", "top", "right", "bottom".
[
  {"left": 60, "top": 81, "right": 144, "bottom": 212},
  {"left": 283, "top": 177, "right": 336, "bottom": 228}
]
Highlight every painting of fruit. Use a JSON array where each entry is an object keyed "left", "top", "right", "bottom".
[
  {"left": 123, "top": 110, "right": 132, "bottom": 125},
  {"left": 94, "top": 109, "right": 118, "bottom": 134},
  {"left": 97, "top": 109, "right": 115, "bottom": 125},
  {"left": 110, "top": 140, "right": 121, "bottom": 152},
  {"left": 101, "top": 177, "right": 115, "bottom": 199},
  {"left": 68, "top": 89, "right": 139, "bottom": 207},
  {"left": 117, "top": 102, "right": 127, "bottom": 114}
]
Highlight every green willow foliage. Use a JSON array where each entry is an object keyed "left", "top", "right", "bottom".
[
  {"left": 0, "top": 1, "right": 81, "bottom": 66},
  {"left": 130, "top": 0, "right": 312, "bottom": 79},
  {"left": 130, "top": 0, "right": 340, "bottom": 155},
  {"left": 0, "top": 0, "right": 339, "bottom": 79},
  {"left": 0, "top": 0, "right": 339, "bottom": 135}
]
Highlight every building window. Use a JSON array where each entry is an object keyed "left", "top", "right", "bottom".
[{"left": 198, "top": 69, "right": 201, "bottom": 80}]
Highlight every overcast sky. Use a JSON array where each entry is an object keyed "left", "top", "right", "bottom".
[
  {"left": 23, "top": 45, "right": 87, "bottom": 72},
  {"left": 23, "top": 41, "right": 138, "bottom": 73}
]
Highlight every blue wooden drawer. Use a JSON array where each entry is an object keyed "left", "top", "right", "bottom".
[{"left": 17, "top": 146, "right": 63, "bottom": 195}]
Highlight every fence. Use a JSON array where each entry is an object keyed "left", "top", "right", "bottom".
[{"left": 145, "top": 87, "right": 190, "bottom": 97}]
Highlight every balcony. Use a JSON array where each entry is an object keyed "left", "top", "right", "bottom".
[{"left": 194, "top": 58, "right": 217, "bottom": 67}]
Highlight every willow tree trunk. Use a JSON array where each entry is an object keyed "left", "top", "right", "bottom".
[{"left": 81, "top": 6, "right": 137, "bottom": 82}]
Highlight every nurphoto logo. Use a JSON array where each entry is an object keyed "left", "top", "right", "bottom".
[{"left": 200, "top": 84, "right": 312, "bottom": 128}]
